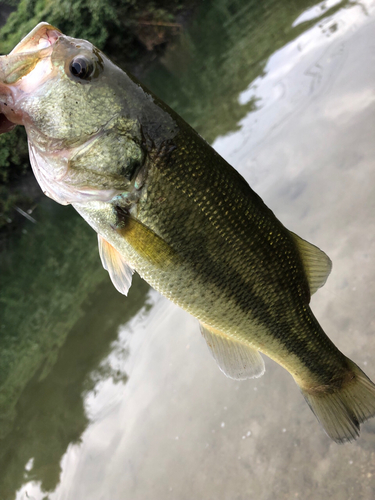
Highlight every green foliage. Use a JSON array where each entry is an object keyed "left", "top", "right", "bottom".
[
  {"left": 0, "top": 0, "right": 186, "bottom": 54},
  {"left": 0, "top": 127, "right": 28, "bottom": 183},
  {"left": 1, "top": 0, "right": 120, "bottom": 53},
  {"left": 0, "top": 127, "right": 30, "bottom": 229}
]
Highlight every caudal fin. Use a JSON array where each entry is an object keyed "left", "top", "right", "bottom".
[{"left": 299, "top": 359, "right": 375, "bottom": 443}]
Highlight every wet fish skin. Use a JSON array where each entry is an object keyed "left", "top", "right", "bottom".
[{"left": 1, "top": 23, "right": 375, "bottom": 443}]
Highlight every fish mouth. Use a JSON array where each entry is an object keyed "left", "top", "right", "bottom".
[
  {"left": 9, "top": 22, "right": 61, "bottom": 55},
  {"left": 0, "top": 22, "right": 62, "bottom": 133}
]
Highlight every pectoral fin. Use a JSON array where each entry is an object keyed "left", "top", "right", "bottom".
[
  {"left": 98, "top": 234, "right": 133, "bottom": 295},
  {"left": 291, "top": 232, "right": 332, "bottom": 295},
  {"left": 115, "top": 210, "right": 180, "bottom": 270},
  {"left": 200, "top": 323, "right": 265, "bottom": 380}
]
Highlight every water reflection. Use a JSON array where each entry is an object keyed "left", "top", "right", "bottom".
[
  {"left": 1, "top": 274, "right": 151, "bottom": 498},
  {"left": 1, "top": 0, "right": 375, "bottom": 498},
  {"left": 142, "top": 0, "right": 332, "bottom": 142},
  {"left": 0, "top": 199, "right": 105, "bottom": 441},
  {"left": 292, "top": 0, "right": 345, "bottom": 26},
  {"left": 0, "top": 196, "right": 153, "bottom": 498}
]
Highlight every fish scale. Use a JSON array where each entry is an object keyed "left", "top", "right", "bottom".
[{"left": 134, "top": 128, "right": 341, "bottom": 377}]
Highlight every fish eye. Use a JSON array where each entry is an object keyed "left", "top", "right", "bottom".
[{"left": 69, "top": 56, "right": 94, "bottom": 80}]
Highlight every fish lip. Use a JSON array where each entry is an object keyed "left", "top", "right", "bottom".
[
  {"left": 10, "top": 22, "right": 62, "bottom": 55},
  {"left": 0, "top": 23, "right": 61, "bottom": 87},
  {"left": 0, "top": 23, "right": 62, "bottom": 129}
]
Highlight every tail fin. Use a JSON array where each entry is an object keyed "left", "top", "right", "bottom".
[{"left": 299, "top": 359, "right": 375, "bottom": 443}]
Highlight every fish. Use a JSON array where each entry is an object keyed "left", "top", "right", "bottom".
[{"left": 1, "top": 22, "right": 375, "bottom": 443}]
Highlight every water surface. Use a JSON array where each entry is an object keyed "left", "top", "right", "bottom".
[{"left": 1, "top": 0, "right": 375, "bottom": 499}]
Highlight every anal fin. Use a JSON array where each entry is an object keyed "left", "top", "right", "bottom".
[
  {"left": 98, "top": 234, "right": 133, "bottom": 295},
  {"left": 200, "top": 323, "right": 265, "bottom": 380}
]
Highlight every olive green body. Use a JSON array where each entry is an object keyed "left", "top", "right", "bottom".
[{"left": 75, "top": 97, "right": 347, "bottom": 390}]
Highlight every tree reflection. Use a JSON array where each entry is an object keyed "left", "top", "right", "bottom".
[
  {"left": 0, "top": 274, "right": 150, "bottom": 498},
  {"left": 142, "top": 0, "right": 350, "bottom": 143}
]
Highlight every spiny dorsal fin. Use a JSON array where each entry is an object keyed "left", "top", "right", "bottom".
[
  {"left": 290, "top": 232, "right": 332, "bottom": 295},
  {"left": 98, "top": 234, "right": 133, "bottom": 295},
  {"left": 200, "top": 323, "right": 265, "bottom": 380}
]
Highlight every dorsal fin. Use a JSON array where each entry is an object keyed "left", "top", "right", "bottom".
[
  {"left": 290, "top": 232, "right": 332, "bottom": 295},
  {"left": 98, "top": 234, "right": 133, "bottom": 295},
  {"left": 200, "top": 323, "right": 265, "bottom": 380}
]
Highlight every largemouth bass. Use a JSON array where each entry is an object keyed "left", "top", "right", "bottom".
[{"left": 1, "top": 23, "right": 374, "bottom": 443}]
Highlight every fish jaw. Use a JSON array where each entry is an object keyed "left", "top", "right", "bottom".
[
  {"left": 28, "top": 139, "right": 126, "bottom": 206},
  {"left": 0, "top": 23, "right": 73, "bottom": 204},
  {"left": 0, "top": 23, "right": 61, "bottom": 132},
  {"left": 9, "top": 22, "right": 61, "bottom": 55}
]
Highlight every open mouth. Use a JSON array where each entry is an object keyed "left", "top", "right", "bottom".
[
  {"left": 10, "top": 22, "right": 61, "bottom": 55},
  {"left": 0, "top": 23, "right": 62, "bottom": 134}
]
